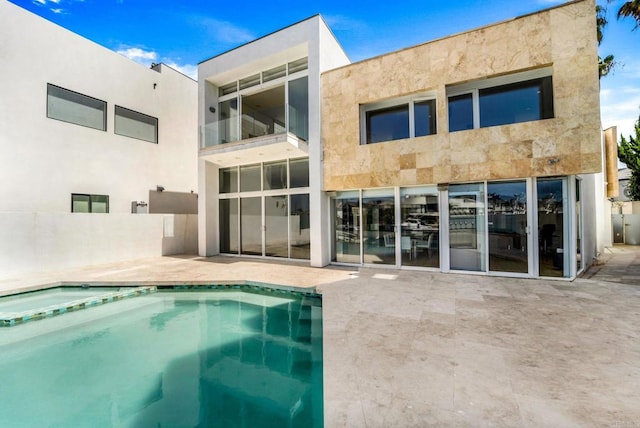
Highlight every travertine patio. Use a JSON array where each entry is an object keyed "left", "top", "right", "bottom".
[{"left": 1, "top": 249, "right": 639, "bottom": 427}]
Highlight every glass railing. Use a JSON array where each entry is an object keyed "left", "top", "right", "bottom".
[{"left": 201, "top": 104, "right": 308, "bottom": 148}]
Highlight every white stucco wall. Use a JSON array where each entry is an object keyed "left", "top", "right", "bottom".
[
  {"left": 0, "top": 1, "right": 199, "bottom": 277},
  {"left": 0, "top": 1, "right": 198, "bottom": 214},
  {"left": 0, "top": 213, "right": 197, "bottom": 279}
]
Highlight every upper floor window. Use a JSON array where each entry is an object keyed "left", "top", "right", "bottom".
[
  {"left": 362, "top": 97, "right": 436, "bottom": 145},
  {"left": 447, "top": 68, "right": 554, "bottom": 132},
  {"left": 219, "top": 158, "right": 309, "bottom": 194},
  {"left": 71, "top": 194, "right": 109, "bottom": 213},
  {"left": 115, "top": 106, "right": 158, "bottom": 144},
  {"left": 47, "top": 84, "right": 106, "bottom": 131}
]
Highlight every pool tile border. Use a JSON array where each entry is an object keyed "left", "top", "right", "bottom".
[
  {"left": 0, "top": 281, "right": 321, "bottom": 327},
  {"left": 0, "top": 286, "right": 156, "bottom": 327}
]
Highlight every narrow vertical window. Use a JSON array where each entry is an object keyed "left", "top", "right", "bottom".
[{"left": 448, "top": 93, "right": 474, "bottom": 132}]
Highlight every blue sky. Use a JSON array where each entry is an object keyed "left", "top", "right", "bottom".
[{"left": 9, "top": 0, "right": 639, "bottom": 141}]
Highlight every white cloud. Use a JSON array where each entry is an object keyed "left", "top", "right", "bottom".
[
  {"left": 163, "top": 62, "right": 198, "bottom": 80},
  {"left": 116, "top": 47, "right": 158, "bottom": 64},
  {"left": 115, "top": 46, "right": 197, "bottom": 80},
  {"left": 50, "top": 8, "right": 64, "bottom": 14},
  {"left": 199, "top": 18, "right": 254, "bottom": 45}
]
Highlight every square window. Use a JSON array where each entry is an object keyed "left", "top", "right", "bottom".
[{"left": 366, "top": 104, "right": 410, "bottom": 144}]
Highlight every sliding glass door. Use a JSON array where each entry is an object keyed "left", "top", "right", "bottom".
[
  {"left": 537, "top": 178, "right": 567, "bottom": 277},
  {"left": 362, "top": 189, "right": 395, "bottom": 265},
  {"left": 487, "top": 181, "right": 528, "bottom": 274},
  {"left": 449, "top": 183, "right": 486, "bottom": 272}
]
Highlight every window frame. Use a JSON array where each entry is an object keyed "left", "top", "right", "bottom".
[
  {"left": 447, "top": 67, "right": 553, "bottom": 132},
  {"left": 360, "top": 94, "right": 437, "bottom": 145},
  {"left": 114, "top": 105, "right": 159, "bottom": 144},
  {"left": 46, "top": 83, "right": 107, "bottom": 131},
  {"left": 71, "top": 193, "right": 109, "bottom": 213}
]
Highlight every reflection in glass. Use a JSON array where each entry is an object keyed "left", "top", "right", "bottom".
[
  {"left": 479, "top": 77, "right": 553, "bottom": 128},
  {"left": 414, "top": 100, "right": 437, "bottom": 137},
  {"left": 449, "top": 183, "right": 486, "bottom": 271},
  {"left": 265, "top": 195, "right": 288, "bottom": 258},
  {"left": 289, "top": 77, "right": 309, "bottom": 141},
  {"left": 219, "top": 198, "right": 238, "bottom": 254},
  {"left": 241, "top": 197, "right": 262, "bottom": 255},
  {"left": 219, "top": 167, "right": 238, "bottom": 193},
  {"left": 218, "top": 98, "right": 238, "bottom": 144},
  {"left": 333, "top": 192, "right": 361, "bottom": 263},
  {"left": 400, "top": 187, "right": 439, "bottom": 268},
  {"left": 264, "top": 161, "right": 287, "bottom": 190},
  {"left": 362, "top": 189, "right": 395, "bottom": 265},
  {"left": 366, "top": 105, "right": 409, "bottom": 144},
  {"left": 448, "top": 93, "right": 474, "bottom": 132},
  {"left": 240, "top": 164, "right": 261, "bottom": 192},
  {"left": 537, "top": 178, "right": 566, "bottom": 277},
  {"left": 289, "top": 158, "right": 309, "bottom": 188},
  {"left": 290, "top": 194, "right": 310, "bottom": 259},
  {"left": 487, "top": 181, "right": 528, "bottom": 273}
]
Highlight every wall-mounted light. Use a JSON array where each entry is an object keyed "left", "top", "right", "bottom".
[
  {"left": 156, "top": 185, "right": 165, "bottom": 192},
  {"left": 209, "top": 106, "right": 216, "bottom": 113}
]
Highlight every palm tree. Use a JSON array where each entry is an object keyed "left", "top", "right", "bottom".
[
  {"left": 617, "top": 0, "right": 640, "bottom": 29},
  {"left": 597, "top": 5, "right": 616, "bottom": 78}
]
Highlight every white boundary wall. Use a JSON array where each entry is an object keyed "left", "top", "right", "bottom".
[{"left": 0, "top": 213, "right": 197, "bottom": 279}]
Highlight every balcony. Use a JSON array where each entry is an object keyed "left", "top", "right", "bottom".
[
  {"left": 201, "top": 104, "right": 308, "bottom": 148},
  {"left": 199, "top": 104, "right": 309, "bottom": 167}
]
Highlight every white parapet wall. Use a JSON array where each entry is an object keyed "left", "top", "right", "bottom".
[{"left": 0, "top": 213, "right": 198, "bottom": 279}]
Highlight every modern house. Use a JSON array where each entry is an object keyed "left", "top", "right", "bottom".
[
  {"left": 0, "top": 0, "right": 198, "bottom": 277},
  {"left": 198, "top": 0, "right": 609, "bottom": 279},
  {"left": 197, "top": 16, "right": 350, "bottom": 267}
]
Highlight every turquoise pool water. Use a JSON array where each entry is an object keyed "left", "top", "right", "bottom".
[{"left": 0, "top": 288, "right": 323, "bottom": 427}]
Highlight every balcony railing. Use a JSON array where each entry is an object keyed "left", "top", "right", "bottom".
[{"left": 201, "top": 104, "right": 308, "bottom": 148}]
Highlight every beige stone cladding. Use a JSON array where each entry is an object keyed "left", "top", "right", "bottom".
[{"left": 321, "top": 0, "right": 600, "bottom": 191}]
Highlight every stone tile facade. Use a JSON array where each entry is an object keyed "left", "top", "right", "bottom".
[{"left": 321, "top": 0, "right": 600, "bottom": 191}]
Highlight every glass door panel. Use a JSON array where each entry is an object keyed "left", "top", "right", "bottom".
[
  {"left": 219, "top": 198, "right": 239, "bottom": 254},
  {"left": 449, "top": 183, "right": 486, "bottom": 271},
  {"left": 333, "top": 192, "right": 361, "bottom": 263},
  {"left": 241, "top": 197, "right": 262, "bottom": 256},
  {"left": 487, "top": 181, "right": 528, "bottom": 273},
  {"left": 576, "top": 178, "right": 583, "bottom": 273},
  {"left": 290, "top": 194, "right": 310, "bottom": 260},
  {"left": 265, "top": 195, "right": 288, "bottom": 258},
  {"left": 362, "top": 189, "right": 395, "bottom": 265},
  {"left": 537, "top": 178, "right": 566, "bottom": 277},
  {"left": 400, "top": 187, "right": 439, "bottom": 268}
]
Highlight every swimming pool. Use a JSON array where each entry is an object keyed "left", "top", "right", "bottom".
[{"left": 0, "top": 286, "right": 323, "bottom": 427}]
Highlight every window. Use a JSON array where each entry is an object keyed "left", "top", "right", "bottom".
[
  {"left": 47, "top": 84, "right": 106, "bottom": 131},
  {"left": 447, "top": 68, "right": 554, "bottom": 132},
  {"left": 289, "top": 158, "right": 309, "bottom": 188},
  {"left": 366, "top": 105, "right": 409, "bottom": 144},
  {"left": 448, "top": 94, "right": 473, "bottom": 132},
  {"left": 71, "top": 194, "right": 109, "bottom": 213},
  {"left": 362, "top": 97, "right": 437, "bottom": 145},
  {"left": 115, "top": 106, "right": 158, "bottom": 143},
  {"left": 219, "top": 167, "right": 238, "bottom": 193},
  {"left": 479, "top": 77, "right": 553, "bottom": 127}
]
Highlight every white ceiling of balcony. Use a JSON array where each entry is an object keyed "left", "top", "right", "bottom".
[{"left": 199, "top": 133, "right": 308, "bottom": 167}]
